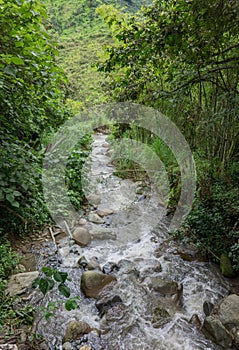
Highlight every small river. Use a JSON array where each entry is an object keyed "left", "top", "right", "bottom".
[{"left": 31, "top": 133, "right": 229, "bottom": 350}]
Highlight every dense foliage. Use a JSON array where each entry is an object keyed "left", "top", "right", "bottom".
[
  {"left": 41, "top": 0, "right": 151, "bottom": 110},
  {"left": 0, "top": 236, "right": 33, "bottom": 332},
  {"left": 97, "top": 0, "right": 239, "bottom": 268}
]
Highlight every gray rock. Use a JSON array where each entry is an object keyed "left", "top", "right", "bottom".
[
  {"left": 147, "top": 277, "right": 183, "bottom": 303},
  {"left": 81, "top": 271, "right": 117, "bottom": 299},
  {"left": 62, "top": 342, "right": 73, "bottom": 350},
  {"left": 202, "top": 316, "right": 232, "bottom": 349},
  {"left": 78, "top": 218, "right": 87, "bottom": 225},
  {"left": 89, "top": 228, "right": 116, "bottom": 240},
  {"left": 219, "top": 294, "right": 239, "bottom": 340},
  {"left": 189, "top": 314, "right": 201, "bottom": 328},
  {"left": 87, "top": 194, "right": 101, "bottom": 206},
  {"left": 7, "top": 271, "right": 39, "bottom": 296},
  {"left": 63, "top": 321, "right": 91, "bottom": 342},
  {"left": 151, "top": 306, "right": 171, "bottom": 328},
  {"left": 73, "top": 227, "right": 91, "bottom": 247},
  {"left": 88, "top": 213, "right": 104, "bottom": 224},
  {"left": 202, "top": 294, "right": 239, "bottom": 349},
  {"left": 96, "top": 209, "right": 114, "bottom": 217},
  {"left": 203, "top": 300, "right": 214, "bottom": 316},
  {"left": 96, "top": 287, "right": 123, "bottom": 317},
  {"left": 78, "top": 256, "right": 101, "bottom": 271}
]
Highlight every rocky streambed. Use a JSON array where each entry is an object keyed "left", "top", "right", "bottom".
[{"left": 8, "top": 134, "right": 239, "bottom": 350}]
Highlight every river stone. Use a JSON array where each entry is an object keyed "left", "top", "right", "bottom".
[
  {"left": 87, "top": 194, "right": 101, "bottom": 206},
  {"left": 202, "top": 294, "right": 239, "bottom": 349},
  {"left": 218, "top": 294, "right": 239, "bottom": 328},
  {"left": 89, "top": 228, "right": 116, "bottom": 240},
  {"left": 203, "top": 300, "right": 214, "bottom": 316},
  {"left": 78, "top": 256, "right": 101, "bottom": 271},
  {"left": 79, "top": 346, "right": 91, "bottom": 350},
  {"left": 73, "top": 227, "right": 91, "bottom": 247},
  {"left": 88, "top": 213, "right": 104, "bottom": 224},
  {"left": 202, "top": 316, "right": 232, "bottom": 349},
  {"left": 7, "top": 271, "right": 39, "bottom": 296},
  {"left": 63, "top": 321, "right": 91, "bottom": 342},
  {"left": 220, "top": 253, "right": 235, "bottom": 277},
  {"left": 151, "top": 306, "right": 171, "bottom": 328},
  {"left": 62, "top": 342, "right": 73, "bottom": 350},
  {"left": 81, "top": 271, "right": 117, "bottom": 298},
  {"left": 96, "top": 287, "right": 123, "bottom": 317},
  {"left": 96, "top": 209, "right": 114, "bottom": 217},
  {"left": 78, "top": 218, "right": 87, "bottom": 225},
  {"left": 189, "top": 314, "right": 201, "bottom": 328},
  {"left": 147, "top": 277, "right": 183, "bottom": 300}
]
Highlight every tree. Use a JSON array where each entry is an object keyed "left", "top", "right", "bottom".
[
  {"left": 97, "top": 0, "right": 239, "bottom": 167},
  {"left": 0, "top": 0, "right": 70, "bottom": 232}
]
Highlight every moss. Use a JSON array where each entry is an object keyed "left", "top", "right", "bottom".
[{"left": 220, "top": 253, "right": 235, "bottom": 278}]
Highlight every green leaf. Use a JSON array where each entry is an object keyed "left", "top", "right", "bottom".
[
  {"left": 39, "top": 277, "right": 54, "bottom": 295},
  {"left": 53, "top": 271, "right": 68, "bottom": 283},
  {"left": 58, "top": 283, "right": 70, "bottom": 297},
  {"left": 65, "top": 298, "right": 79, "bottom": 311},
  {"left": 42, "top": 267, "right": 54, "bottom": 277},
  {"left": 11, "top": 56, "right": 24, "bottom": 65},
  {"left": 31, "top": 277, "right": 40, "bottom": 288}
]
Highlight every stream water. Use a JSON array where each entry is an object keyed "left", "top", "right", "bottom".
[{"left": 31, "top": 134, "right": 229, "bottom": 350}]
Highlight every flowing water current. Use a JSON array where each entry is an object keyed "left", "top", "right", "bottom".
[{"left": 31, "top": 134, "right": 229, "bottom": 350}]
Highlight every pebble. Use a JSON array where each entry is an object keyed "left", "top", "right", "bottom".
[
  {"left": 79, "top": 218, "right": 87, "bottom": 225},
  {"left": 88, "top": 213, "right": 105, "bottom": 224},
  {"left": 62, "top": 342, "right": 73, "bottom": 350}
]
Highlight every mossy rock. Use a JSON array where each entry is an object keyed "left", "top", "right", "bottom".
[{"left": 220, "top": 254, "right": 235, "bottom": 278}]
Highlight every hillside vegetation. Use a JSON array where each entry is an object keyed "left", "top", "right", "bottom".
[{"left": 42, "top": 0, "right": 151, "bottom": 110}]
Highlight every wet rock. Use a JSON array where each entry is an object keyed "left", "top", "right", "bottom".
[
  {"left": 96, "top": 209, "right": 114, "bottom": 217},
  {"left": 78, "top": 218, "right": 87, "bottom": 225},
  {"left": 102, "top": 262, "right": 119, "bottom": 274},
  {"left": 79, "top": 346, "right": 91, "bottom": 350},
  {"left": 202, "top": 316, "right": 232, "bottom": 349},
  {"left": 202, "top": 294, "right": 239, "bottom": 349},
  {"left": 81, "top": 271, "right": 117, "bottom": 298},
  {"left": 73, "top": 227, "right": 91, "bottom": 247},
  {"left": 89, "top": 228, "right": 116, "bottom": 240},
  {"left": 220, "top": 253, "right": 235, "bottom": 277},
  {"left": 96, "top": 290, "right": 123, "bottom": 317},
  {"left": 62, "top": 342, "right": 73, "bottom": 350},
  {"left": 88, "top": 213, "right": 104, "bottom": 224},
  {"left": 87, "top": 194, "right": 101, "bottom": 206},
  {"left": 7, "top": 271, "right": 39, "bottom": 296},
  {"left": 189, "top": 314, "right": 201, "bottom": 328},
  {"left": 203, "top": 300, "right": 214, "bottom": 316},
  {"left": 78, "top": 256, "right": 101, "bottom": 271},
  {"left": 147, "top": 277, "right": 183, "bottom": 304},
  {"left": 151, "top": 306, "right": 171, "bottom": 328},
  {"left": 63, "top": 321, "right": 92, "bottom": 342}
]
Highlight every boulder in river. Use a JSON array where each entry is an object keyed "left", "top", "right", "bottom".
[
  {"left": 73, "top": 227, "right": 91, "bottom": 247},
  {"left": 96, "top": 286, "right": 123, "bottom": 317},
  {"left": 146, "top": 277, "right": 183, "bottom": 305},
  {"left": 81, "top": 271, "right": 117, "bottom": 298},
  {"left": 63, "top": 321, "right": 91, "bottom": 342},
  {"left": 202, "top": 294, "right": 239, "bottom": 349},
  {"left": 86, "top": 194, "right": 101, "bottom": 206}
]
